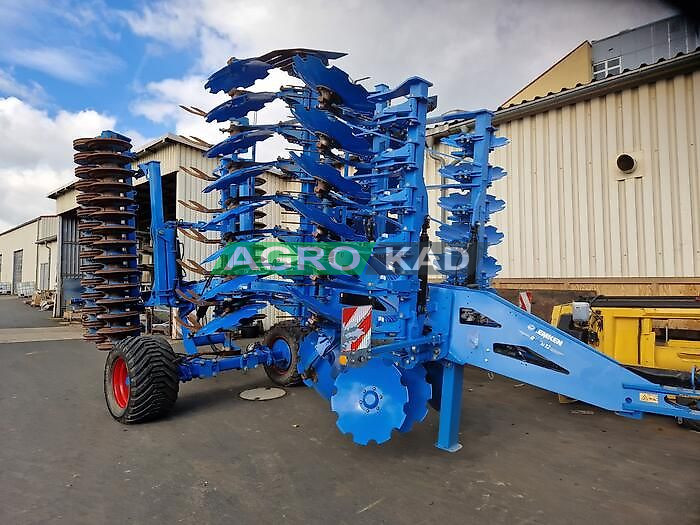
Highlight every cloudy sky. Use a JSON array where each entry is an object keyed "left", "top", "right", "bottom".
[{"left": 0, "top": 0, "right": 676, "bottom": 230}]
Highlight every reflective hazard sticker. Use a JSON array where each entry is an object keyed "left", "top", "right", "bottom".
[
  {"left": 639, "top": 392, "right": 659, "bottom": 404},
  {"left": 341, "top": 305, "right": 372, "bottom": 353}
]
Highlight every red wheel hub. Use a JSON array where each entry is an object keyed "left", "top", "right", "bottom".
[{"left": 112, "top": 356, "right": 130, "bottom": 408}]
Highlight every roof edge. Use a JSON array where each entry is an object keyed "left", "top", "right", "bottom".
[
  {"left": 428, "top": 50, "right": 700, "bottom": 139},
  {"left": 134, "top": 132, "right": 209, "bottom": 155},
  {"left": 493, "top": 50, "right": 700, "bottom": 125},
  {"left": 0, "top": 216, "right": 40, "bottom": 237},
  {"left": 47, "top": 181, "right": 74, "bottom": 199},
  {"left": 591, "top": 14, "right": 682, "bottom": 45},
  {"left": 48, "top": 133, "right": 210, "bottom": 199},
  {"left": 501, "top": 41, "right": 591, "bottom": 108}
]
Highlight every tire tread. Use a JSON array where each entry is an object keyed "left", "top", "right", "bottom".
[
  {"left": 263, "top": 321, "right": 302, "bottom": 386},
  {"left": 105, "top": 335, "right": 179, "bottom": 423}
]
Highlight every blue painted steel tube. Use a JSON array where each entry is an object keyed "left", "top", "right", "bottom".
[
  {"left": 430, "top": 284, "right": 700, "bottom": 424},
  {"left": 178, "top": 347, "right": 274, "bottom": 381},
  {"left": 436, "top": 362, "right": 464, "bottom": 452},
  {"left": 191, "top": 333, "right": 226, "bottom": 346},
  {"left": 141, "top": 161, "right": 179, "bottom": 307}
]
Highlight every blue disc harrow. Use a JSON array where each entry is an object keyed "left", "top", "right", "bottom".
[{"left": 74, "top": 47, "right": 699, "bottom": 450}]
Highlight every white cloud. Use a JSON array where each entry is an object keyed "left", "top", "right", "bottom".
[
  {"left": 124, "top": 0, "right": 675, "bottom": 161},
  {"left": 131, "top": 68, "right": 302, "bottom": 160},
  {"left": 0, "top": 166, "right": 70, "bottom": 231},
  {"left": 122, "top": 0, "right": 675, "bottom": 111},
  {"left": 0, "top": 96, "right": 119, "bottom": 229},
  {"left": 118, "top": 2, "right": 198, "bottom": 47},
  {"left": 54, "top": 1, "right": 122, "bottom": 42},
  {"left": 0, "top": 68, "right": 47, "bottom": 107},
  {"left": 122, "top": 129, "right": 150, "bottom": 151},
  {"left": 0, "top": 97, "right": 115, "bottom": 169},
  {"left": 4, "top": 46, "right": 124, "bottom": 84},
  {"left": 131, "top": 75, "right": 228, "bottom": 145},
  {"left": 0, "top": 0, "right": 123, "bottom": 43}
]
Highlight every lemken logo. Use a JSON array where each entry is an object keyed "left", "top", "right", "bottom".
[{"left": 535, "top": 329, "right": 564, "bottom": 347}]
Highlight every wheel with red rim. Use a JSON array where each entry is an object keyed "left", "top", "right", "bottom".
[
  {"left": 111, "top": 356, "right": 130, "bottom": 408},
  {"left": 104, "top": 336, "right": 179, "bottom": 423},
  {"left": 263, "top": 321, "right": 302, "bottom": 386}
]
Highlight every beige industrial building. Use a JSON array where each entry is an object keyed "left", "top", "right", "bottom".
[
  {"left": 427, "top": 16, "right": 700, "bottom": 297},
  {"left": 0, "top": 215, "right": 57, "bottom": 295}
]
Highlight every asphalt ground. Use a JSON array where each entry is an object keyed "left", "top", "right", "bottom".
[
  {"left": 0, "top": 298, "right": 698, "bottom": 524},
  {"left": 0, "top": 296, "right": 59, "bottom": 328}
]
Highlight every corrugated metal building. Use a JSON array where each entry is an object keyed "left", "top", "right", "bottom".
[
  {"left": 49, "top": 135, "right": 221, "bottom": 314},
  {"left": 0, "top": 215, "right": 58, "bottom": 295},
  {"left": 48, "top": 133, "right": 294, "bottom": 327},
  {"left": 427, "top": 49, "right": 700, "bottom": 296},
  {"left": 49, "top": 134, "right": 222, "bottom": 315},
  {"left": 132, "top": 134, "right": 294, "bottom": 328}
]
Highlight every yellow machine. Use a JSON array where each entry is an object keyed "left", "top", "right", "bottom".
[{"left": 551, "top": 296, "right": 700, "bottom": 428}]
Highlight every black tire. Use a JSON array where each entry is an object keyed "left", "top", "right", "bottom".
[
  {"left": 104, "top": 336, "right": 180, "bottom": 423},
  {"left": 263, "top": 321, "right": 302, "bottom": 386}
]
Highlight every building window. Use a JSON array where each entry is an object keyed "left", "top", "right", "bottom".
[
  {"left": 593, "top": 57, "right": 621, "bottom": 80},
  {"left": 39, "top": 262, "right": 50, "bottom": 291}
]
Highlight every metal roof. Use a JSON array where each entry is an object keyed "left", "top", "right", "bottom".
[
  {"left": 0, "top": 215, "right": 56, "bottom": 238},
  {"left": 428, "top": 48, "right": 700, "bottom": 139},
  {"left": 134, "top": 133, "right": 209, "bottom": 155},
  {"left": 47, "top": 133, "right": 209, "bottom": 199}
]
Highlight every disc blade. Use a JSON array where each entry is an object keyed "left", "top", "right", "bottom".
[
  {"left": 425, "top": 361, "right": 444, "bottom": 411},
  {"left": 398, "top": 365, "right": 431, "bottom": 432},
  {"left": 298, "top": 327, "right": 340, "bottom": 400},
  {"left": 331, "top": 359, "right": 407, "bottom": 445}
]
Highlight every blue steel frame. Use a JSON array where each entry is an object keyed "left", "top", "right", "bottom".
[
  {"left": 134, "top": 48, "right": 699, "bottom": 451},
  {"left": 429, "top": 285, "right": 700, "bottom": 450}
]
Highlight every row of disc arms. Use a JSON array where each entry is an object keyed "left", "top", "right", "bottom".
[
  {"left": 72, "top": 48, "right": 508, "bottom": 444},
  {"left": 175, "top": 49, "right": 507, "bottom": 444}
]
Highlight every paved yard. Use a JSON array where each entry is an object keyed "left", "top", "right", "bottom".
[
  {"left": 0, "top": 298, "right": 697, "bottom": 524},
  {"left": 0, "top": 296, "right": 59, "bottom": 328}
]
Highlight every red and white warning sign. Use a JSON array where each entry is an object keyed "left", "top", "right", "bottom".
[
  {"left": 518, "top": 291, "right": 532, "bottom": 313},
  {"left": 341, "top": 305, "right": 372, "bottom": 353}
]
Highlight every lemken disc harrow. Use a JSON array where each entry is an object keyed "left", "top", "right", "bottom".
[{"left": 78, "top": 48, "right": 698, "bottom": 451}]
